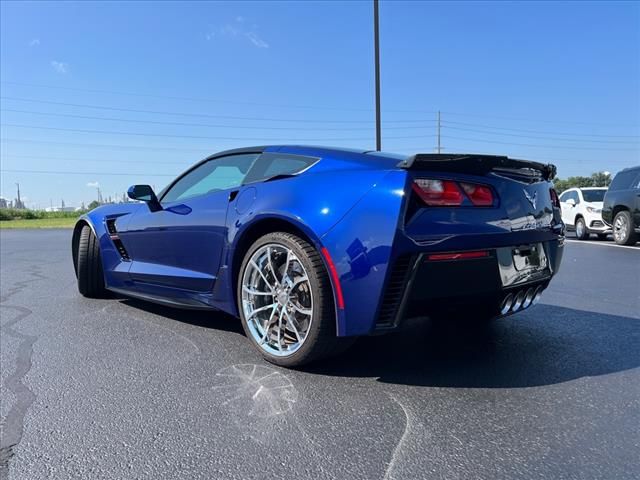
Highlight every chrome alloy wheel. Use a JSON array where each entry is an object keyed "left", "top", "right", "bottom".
[
  {"left": 614, "top": 215, "right": 628, "bottom": 243},
  {"left": 241, "top": 244, "right": 313, "bottom": 357},
  {"left": 576, "top": 219, "right": 585, "bottom": 238}
]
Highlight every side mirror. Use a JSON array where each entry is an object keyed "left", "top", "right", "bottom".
[
  {"left": 127, "top": 185, "right": 162, "bottom": 212},
  {"left": 566, "top": 198, "right": 576, "bottom": 207}
]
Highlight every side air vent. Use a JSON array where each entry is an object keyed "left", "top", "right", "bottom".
[
  {"left": 105, "top": 218, "right": 130, "bottom": 261},
  {"left": 376, "top": 255, "right": 414, "bottom": 328},
  {"left": 106, "top": 218, "right": 118, "bottom": 235}
]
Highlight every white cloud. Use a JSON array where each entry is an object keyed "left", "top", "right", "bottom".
[
  {"left": 29, "top": 38, "right": 40, "bottom": 47},
  {"left": 51, "top": 60, "right": 68, "bottom": 74},
  {"left": 205, "top": 17, "right": 268, "bottom": 49},
  {"left": 245, "top": 32, "right": 268, "bottom": 49},
  {"left": 86, "top": 181, "right": 100, "bottom": 188}
]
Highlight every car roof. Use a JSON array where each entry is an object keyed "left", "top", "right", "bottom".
[
  {"left": 615, "top": 165, "right": 640, "bottom": 174},
  {"left": 579, "top": 187, "right": 607, "bottom": 190}
]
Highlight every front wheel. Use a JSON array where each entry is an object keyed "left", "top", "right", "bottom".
[
  {"left": 237, "top": 232, "right": 350, "bottom": 367},
  {"left": 76, "top": 225, "right": 108, "bottom": 297},
  {"left": 575, "top": 217, "right": 589, "bottom": 240},
  {"left": 613, "top": 211, "right": 638, "bottom": 245}
]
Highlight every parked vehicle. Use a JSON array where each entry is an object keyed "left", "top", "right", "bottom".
[
  {"left": 602, "top": 166, "right": 640, "bottom": 245},
  {"left": 72, "top": 147, "right": 564, "bottom": 367},
  {"left": 559, "top": 187, "right": 610, "bottom": 240}
]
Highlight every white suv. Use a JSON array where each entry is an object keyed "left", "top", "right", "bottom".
[{"left": 559, "top": 187, "right": 610, "bottom": 240}]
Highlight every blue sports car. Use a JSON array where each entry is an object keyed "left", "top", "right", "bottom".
[{"left": 72, "top": 146, "right": 564, "bottom": 366}]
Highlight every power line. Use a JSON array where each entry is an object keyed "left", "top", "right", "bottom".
[
  {"left": 0, "top": 108, "right": 434, "bottom": 131},
  {"left": 4, "top": 81, "right": 638, "bottom": 129},
  {"left": 440, "top": 110, "right": 638, "bottom": 128},
  {"left": 1, "top": 137, "right": 211, "bottom": 152},
  {"left": 1, "top": 154, "right": 186, "bottom": 165},
  {"left": 1, "top": 123, "right": 435, "bottom": 142},
  {"left": 0, "top": 80, "right": 396, "bottom": 113},
  {"left": 441, "top": 125, "right": 639, "bottom": 144},
  {"left": 1, "top": 168, "right": 175, "bottom": 177},
  {"left": 442, "top": 119, "right": 639, "bottom": 139},
  {"left": 0, "top": 96, "right": 433, "bottom": 124},
  {"left": 441, "top": 135, "right": 639, "bottom": 151}
]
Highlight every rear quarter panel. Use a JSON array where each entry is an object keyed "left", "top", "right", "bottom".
[{"left": 218, "top": 168, "right": 398, "bottom": 318}]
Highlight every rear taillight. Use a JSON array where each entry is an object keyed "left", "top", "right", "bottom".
[
  {"left": 412, "top": 179, "right": 464, "bottom": 206},
  {"left": 460, "top": 182, "right": 494, "bottom": 206},
  {"left": 412, "top": 178, "right": 495, "bottom": 207},
  {"left": 549, "top": 188, "right": 560, "bottom": 208}
]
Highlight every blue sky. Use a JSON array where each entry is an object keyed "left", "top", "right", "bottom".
[{"left": 1, "top": 0, "right": 638, "bottom": 208}]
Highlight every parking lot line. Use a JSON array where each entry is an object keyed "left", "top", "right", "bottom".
[{"left": 564, "top": 239, "right": 640, "bottom": 250}]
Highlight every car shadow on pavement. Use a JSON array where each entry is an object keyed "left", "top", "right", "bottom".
[
  {"left": 118, "top": 298, "right": 245, "bottom": 335},
  {"left": 305, "top": 304, "right": 640, "bottom": 388}
]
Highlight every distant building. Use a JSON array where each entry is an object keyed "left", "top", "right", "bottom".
[
  {"left": 44, "top": 206, "right": 77, "bottom": 212},
  {"left": 0, "top": 197, "right": 8, "bottom": 208}
]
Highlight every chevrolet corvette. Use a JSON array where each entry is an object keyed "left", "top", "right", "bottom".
[{"left": 72, "top": 146, "right": 564, "bottom": 366}]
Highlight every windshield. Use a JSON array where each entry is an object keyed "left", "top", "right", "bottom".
[{"left": 581, "top": 189, "right": 606, "bottom": 202}]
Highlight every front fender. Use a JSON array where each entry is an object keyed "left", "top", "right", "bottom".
[{"left": 73, "top": 204, "right": 143, "bottom": 289}]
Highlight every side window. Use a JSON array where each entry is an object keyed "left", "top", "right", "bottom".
[
  {"left": 572, "top": 191, "right": 581, "bottom": 204},
  {"left": 243, "top": 153, "right": 319, "bottom": 184},
  {"left": 161, "top": 154, "right": 259, "bottom": 203},
  {"left": 610, "top": 170, "right": 640, "bottom": 191},
  {"left": 559, "top": 191, "right": 570, "bottom": 202}
]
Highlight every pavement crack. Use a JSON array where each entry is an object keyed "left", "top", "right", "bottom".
[{"left": 0, "top": 265, "right": 46, "bottom": 477}]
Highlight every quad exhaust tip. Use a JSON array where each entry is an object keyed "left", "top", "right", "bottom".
[
  {"left": 500, "top": 293, "right": 514, "bottom": 315},
  {"left": 522, "top": 287, "right": 536, "bottom": 309},
  {"left": 501, "top": 285, "right": 544, "bottom": 315}
]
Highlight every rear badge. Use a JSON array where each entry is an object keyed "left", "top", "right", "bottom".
[{"left": 524, "top": 189, "right": 537, "bottom": 209}]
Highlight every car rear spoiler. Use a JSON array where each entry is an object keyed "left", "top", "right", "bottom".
[{"left": 397, "top": 154, "right": 557, "bottom": 181}]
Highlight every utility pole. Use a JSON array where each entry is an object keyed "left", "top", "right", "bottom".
[
  {"left": 437, "top": 111, "right": 441, "bottom": 154},
  {"left": 15, "top": 183, "right": 22, "bottom": 209},
  {"left": 373, "top": 0, "right": 382, "bottom": 151}
]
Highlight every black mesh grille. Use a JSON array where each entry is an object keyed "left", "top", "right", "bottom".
[{"left": 376, "top": 255, "right": 414, "bottom": 327}]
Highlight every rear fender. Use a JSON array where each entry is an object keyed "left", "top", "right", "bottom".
[
  {"left": 319, "top": 170, "right": 409, "bottom": 336},
  {"left": 223, "top": 169, "right": 393, "bottom": 326}
]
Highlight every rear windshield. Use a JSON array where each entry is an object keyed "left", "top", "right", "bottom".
[{"left": 581, "top": 189, "right": 606, "bottom": 202}]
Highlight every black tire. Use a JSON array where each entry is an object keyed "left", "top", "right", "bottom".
[
  {"left": 76, "top": 225, "right": 108, "bottom": 297},
  {"left": 237, "top": 232, "right": 351, "bottom": 367},
  {"left": 613, "top": 211, "right": 638, "bottom": 245},
  {"left": 575, "top": 217, "right": 589, "bottom": 240}
]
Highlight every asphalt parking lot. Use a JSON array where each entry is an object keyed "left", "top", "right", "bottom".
[{"left": 1, "top": 229, "right": 639, "bottom": 480}]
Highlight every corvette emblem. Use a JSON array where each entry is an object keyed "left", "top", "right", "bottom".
[{"left": 524, "top": 189, "right": 537, "bottom": 209}]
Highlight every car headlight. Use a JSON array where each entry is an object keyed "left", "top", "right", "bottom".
[{"left": 586, "top": 206, "right": 602, "bottom": 214}]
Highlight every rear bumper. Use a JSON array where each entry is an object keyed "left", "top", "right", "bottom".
[{"left": 374, "top": 237, "right": 564, "bottom": 332}]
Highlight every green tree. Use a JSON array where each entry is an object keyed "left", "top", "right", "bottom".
[
  {"left": 87, "top": 200, "right": 101, "bottom": 210},
  {"left": 553, "top": 171, "right": 611, "bottom": 193}
]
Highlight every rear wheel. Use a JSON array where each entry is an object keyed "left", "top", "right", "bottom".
[
  {"left": 237, "top": 232, "right": 349, "bottom": 367},
  {"left": 613, "top": 211, "right": 638, "bottom": 245},
  {"left": 575, "top": 217, "right": 589, "bottom": 240},
  {"left": 76, "top": 225, "right": 108, "bottom": 297}
]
